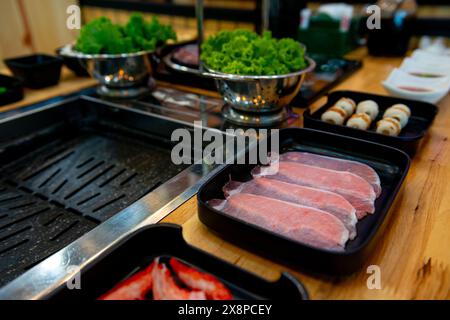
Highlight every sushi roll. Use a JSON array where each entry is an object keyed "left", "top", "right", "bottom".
[
  {"left": 376, "top": 118, "right": 402, "bottom": 136},
  {"left": 334, "top": 97, "right": 356, "bottom": 117},
  {"left": 383, "top": 104, "right": 411, "bottom": 128},
  {"left": 389, "top": 104, "right": 411, "bottom": 117},
  {"left": 346, "top": 113, "right": 372, "bottom": 130},
  {"left": 321, "top": 106, "right": 347, "bottom": 125},
  {"left": 356, "top": 100, "right": 379, "bottom": 121}
]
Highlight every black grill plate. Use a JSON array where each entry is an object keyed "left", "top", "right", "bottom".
[{"left": 0, "top": 100, "right": 187, "bottom": 286}]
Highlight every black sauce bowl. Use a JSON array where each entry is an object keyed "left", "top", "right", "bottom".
[
  {"left": 4, "top": 54, "right": 63, "bottom": 89},
  {"left": 0, "top": 74, "right": 24, "bottom": 106}
]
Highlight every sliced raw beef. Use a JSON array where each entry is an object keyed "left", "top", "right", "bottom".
[
  {"left": 277, "top": 152, "right": 381, "bottom": 196},
  {"left": 223, "top": 177, "right": 357, "bottom": 239},
  {"left": 209, "top": 193, "right": 349, "bottom": 251},
  {"left": 172, "top": 44, "right": 199, "bottom": 66},
  {"left": 252, "top": 162, "right": 376, "bottom": 219}
]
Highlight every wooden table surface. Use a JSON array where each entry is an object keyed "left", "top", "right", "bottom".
[{"left": 1, "top": 51, "right": 449, "bottom": 299}]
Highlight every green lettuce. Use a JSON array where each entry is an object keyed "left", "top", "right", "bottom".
[
  {"left": 75, "top": 14, "right": 176, "bottom": 54},
  {"left": 201, "top": 30, "right": 306, "bottom": 75}
]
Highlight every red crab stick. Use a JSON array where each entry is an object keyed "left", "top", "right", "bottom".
[
  {"left": 169, "top": 258, "right": 233, "bottom": 300},
  {"left": 99, "top": 263, "right": 154, "bottom": 300},
  {"left": 152, "top": 260, "right": 206, "bottom": 300}
]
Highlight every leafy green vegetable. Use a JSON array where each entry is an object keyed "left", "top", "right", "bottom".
[
  {"left": 0, "top": 87, "right": 7, "bottom": 95},
  {"left": 201, "top": 30, "right": 306, "bottom": 76},
  {"left": 75, "top": 14, "right": 176, "bottom": 54},
  {"left": 125, "top": 14, "right": 177, "bottom": 52}
]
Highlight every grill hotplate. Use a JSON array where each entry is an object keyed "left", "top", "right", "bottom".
[{"left": 0, "top": 98, "right": 188, "bottom": 286}]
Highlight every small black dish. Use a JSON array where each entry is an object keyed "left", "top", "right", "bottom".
[
  {"left": 303, "top": 90, "right": 438, "bottom": 156},
  {"left": 0, "top": 74, "right": 24, "bottom": 107},
  {"left": 46, "top": 224, "right": 308, "bottom": 300},
  {"left": 198, "top": 128, "right": 410, "bottom": 275},
  {"left": 4, "top": 54, "right": 63, "bottom": 89},
  {"left": 55, "top": 47, "right": 89, "bottom": 77}
]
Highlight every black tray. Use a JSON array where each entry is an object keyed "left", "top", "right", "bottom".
[
  {"left": 303, "top": 90, "right": 438, "bottom": 156},
  {"left": 47, "top": 224, "right": 309, "bottom": 300},
  {"left": 0, "top": 74, "right": 24, "bottom": 107},
  {"left": 56, "top": 47, "right": 89, "bottom": 77},
  {"left": 4, "top": 54, "right": 63, "bottom": 89},
  {"left": 292, "top": 56, "right": 362, "bottom": 107},
  {"left": 198, "top": 128, "right": 410, "bottom": 275}
]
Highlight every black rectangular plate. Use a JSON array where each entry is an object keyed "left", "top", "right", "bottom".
[
  {"left": 4, "top": 54, "right": 63, "bottom": 89},
  {"left": 303, "top": 90, "right": 438, "bottom": 156},
  {"left": 198, "top": 128, "right": 411, "bottom": 275},
  {"left": 47, "top": 224, "right": 309, "bottom": 300}
]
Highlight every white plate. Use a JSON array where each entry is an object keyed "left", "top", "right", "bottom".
[
  {"left": 400, "top": 58, "right": 450, "bottom": 78},
  {"left": 383, "top": 68, "right": 450, "bottom": 104},
  {"left": 411, "top": 49, "right": 450, "bottom": 67}
]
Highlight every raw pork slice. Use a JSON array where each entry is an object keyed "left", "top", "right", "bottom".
[
  {"left": 209, "top": 193, "right": 349, "bottom": 251},
  {"left": 252, "top": 162, "right": 376, "bottom": 219},
  {"left": 277, "top": 152, "right": 381, "bottom": 196},
  {"left": 223, "top": 177, "right": 358, "bottom": 239}
]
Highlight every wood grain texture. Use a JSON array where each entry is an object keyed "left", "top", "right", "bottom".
[
  {"left": 0, "top": 0, "right": 79, "bottom": 63},
  {"left": 0, "top": 0, "right": 33, "bottom": 65},
  {"left": 0, "top": 67, "right": 96, "bottom": 113},
  {"left": 0, "top": 49, "right": 448, "bottom": 299}
]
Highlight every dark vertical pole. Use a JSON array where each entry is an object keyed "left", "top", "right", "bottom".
[
  {"left": 256, "top": 0, "right": 264, "bottom": 34},
  {"left": 196, "top": 0, "right": 204, "bottom": 71},
  {"left": 269, "top": 0, "right": 307, "bottom": 39}
]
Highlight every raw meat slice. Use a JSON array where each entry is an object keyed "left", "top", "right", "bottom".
[
  {"left": 152, "top": 260, "right": 206, "bottom": 300},
  {"left": 172, "top": 44, "right": 199, "bottom": 66},
  {"left": 252, "top": 162, "right": 375, "bottom": 219},
  {"left": 277, "top": 152, "right": 381, "bottom": 196},
  {"left": 223, "top": 177, "right": 358, "bottom": 239},
  {"left": 99, "top": 263, "right": 154, "bottom": 300},
  {"left": 169, "top": 258, "right": 233, "bottom": 300},
  {"left": 209, "top": 193, "right": 349, "bottom": 251}
]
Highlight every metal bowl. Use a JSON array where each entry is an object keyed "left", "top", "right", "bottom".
[
  {"left": 59, "top": 44, "right": 153, "bottom": 97},
  {"left": 204, "top": 56, "right": 316, "bottom": 112}
]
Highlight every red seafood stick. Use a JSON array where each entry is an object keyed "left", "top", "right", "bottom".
[
  {"left": 99, "top": 263, "right": 154, "bottom": 300},
  {"left": 224, "top": 177, "right": 358, "bottom": 239},
  {"left": 278, "top": 152, "right": 381, "bottom": 197},
  {"left": 169, "top": 258, "right": 233, "bottom": 300},
  {"left": 252, "top": 162, "right": 376, "bottom": 219},
  {"left": 152, "top": 261, "right": 206, "bottom": 300},
  {"left": 209, "top": 193, "right": 349, "bottom": 251}
]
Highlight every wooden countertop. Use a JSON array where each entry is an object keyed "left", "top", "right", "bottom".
[
  {"left": 0, "top": 68, "right": 96, "bottom": 113},
  {"left": 2, "top": 52, "right": 449, "bottom": 299}
]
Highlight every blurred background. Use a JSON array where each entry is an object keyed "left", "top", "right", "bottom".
[{"left": 0, "top": 0, "right": 449, "bottom": 66}]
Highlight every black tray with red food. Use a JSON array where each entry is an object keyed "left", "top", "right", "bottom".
[
  {"left": 197, "top": 128, "right": 410, "bottom": 275},
  {"left": 46, "top": 224, "right": 308, "bottom": 300},
  {"left": 303, "top": 90, "right": 438, "bottom": 156}
]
